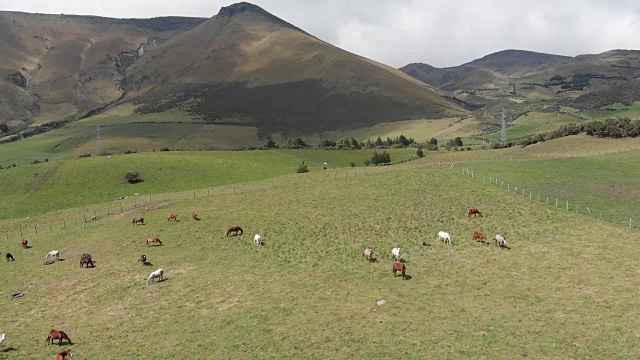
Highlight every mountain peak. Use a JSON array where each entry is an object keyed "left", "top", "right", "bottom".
[{"left": 218, "top": 2, "right": 265, "bottom": 17}]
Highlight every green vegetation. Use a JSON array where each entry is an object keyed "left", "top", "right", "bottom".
[{"left": 485, "top": 112, "right": 584, "bottom": 141}]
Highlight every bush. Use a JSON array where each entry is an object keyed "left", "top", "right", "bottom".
[
  {"left": 264, "top": 136, "right": 278, "bottom": 149},
  {"left": 371, "top": 151, "right": 391, "bottom": 165},
  {"left": 416, "top": 147, "right": 424, "bottom": 158},
  {"left": 30, "top": 159, "right": 41, "bottom": 164},
  {"left": 79, "top": 153, "right": 92, "bottom": 158},
  {"left": 160, "top": 147, "right": 170, "bottom": 152},
  {"left": 349, "top": 161, "right": 356, "bottom": 167},
  {"left": 296, "top": 162, "right": 309, "bottom": 173},
  {"left": 124, "top": 150, "right": 137, "bottom": 154},
  {"left": 364, "top": 159, "right": 371, "bottom": 166},
  {"left": 124, "top": 172, "right": 144, "bottom": 184}
]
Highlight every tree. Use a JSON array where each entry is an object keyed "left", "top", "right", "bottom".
[
  {"left": 429, "top": 137, "right": 438, "bottom": 146},
  {"left": 124, "top": 172, "right": 144, "bottom": 184},
  {"left": 398, "top": 135, "right": 410, "bottom": 147},
  {"left": 374, "top": 137, "right": 383, "bottom": 146},
  {"left": 264, "top": 136, "right": 278, "bottom": 149},
  {"left": 364, "top": 159, "right": 371, "bottom": 166},
  {"left": 0, "top": 123, "right": 8, "bottom": 133},
  {"left": 349, "top": 161, "right": 355, "bottom": 167},
  {"left": 296, "top": 161, "right": 309, "bottom": 173},
  {"left": 416, "top": 147, "right": 424, "bottom": 158}
]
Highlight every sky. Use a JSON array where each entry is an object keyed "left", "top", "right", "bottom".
[{"left": 1, "top": 0, "right": 640, "bottom": 68}]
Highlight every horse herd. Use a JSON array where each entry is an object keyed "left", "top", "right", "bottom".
[{"left": 362, "top": 208, "right": 508, "bottom": 280}]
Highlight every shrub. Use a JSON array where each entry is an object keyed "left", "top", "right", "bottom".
[
  {"left": 296, "top": 161, "right": 309, "bottom": 173},
  {"left": 349, "top": 161, "right": 356, "bottom": 167},
  {"left": 30, "top": 159, "right": 41, "bottom": 164},
  {"left": 124, "top": 150, "right": 137, "bottom": 154},
  {"left": 264, "top": 136, "right": 278, "bottom": 149},
  {"left": 79, "top": 153, "right": 91, "bottom": 158},
  {"left": 124, "top": 172, "right": 144, "bottom": 184},
  {"left": 416, "top": 147, "right": 424, "bottom": 158},
  {"left": 371, "top": 151, "right": 391, "bottom": 165},
  {"left": 160, "top": 147, "right": 170, "bottom": 152}
]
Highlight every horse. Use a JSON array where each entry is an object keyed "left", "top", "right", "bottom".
[
  {"left": 362, "top": 248, "right": 373, "bottom": 262},
  {"left": 80, "top": 254, "right": 95, "bottom": 268},
  {"left": 438, "top": 231, "right": 452, "bottom": 245},
  {"left": 56, "top": 349, "right": 73, "bottom": 360},
  {"left": 21, "top": 239, "right": 28, "bottom": 248},
  {"left": 468, "top": 208, "right": 483, "bottom": 218},
  {"left": 147, "top": 238, "right": 162, "bottom": 246},
  {"left": 391, "top": 247, "right": 401, "bottom": 261},
  {"left": 46, "top": 329, "right": 73, "bottom": 346},
  {"left": 0, "top": 333, "right": 5, "bottom": 345},
  {"left": 254, "top": 234, "right": 263, "bottom": 246},
  {"left": 132, "top": 217, "right": 144, "bottom": 225},
  {"left": 46, "top": 250, "right": 60, "bottom": 259},
  {"left": 393, "top": 262, "right": 406, "bottom": 279},
  {"left": 168, "top": 214, "right": 178, "bottom": 222},
  {"left": 191, "top": 212, "right": 198, "bottom": 220},
  {"left": 495, "top": 234, "right": 507, "bottom": 248},
  {"left": 91, "top": 215, "right": 97, "bottom": 221},
  {"left": 147, "top": 269, "right": 164, "bottom": 285},
  {"left": 5, "top": 253, "right": 14, "bottom": 261},
  {"left": 472, "top": 232, "right": 487, "bottom": 243},
  {"left": 226, "top": 226, "right": 243, "bottom": 237},
  {"left": 138, "top": 255, "right": 147, "bottom": 264}
]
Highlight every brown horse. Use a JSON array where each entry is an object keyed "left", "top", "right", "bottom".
[
  {"left": 147, "top": 238, "right": 163, "bottom": 246},
  {"left": 472, "top": 231, "right": 487, "bottom": 243},
  {"left": 168, "top": 214, "right": 178, "bottom": 222},
  {"left": 138, "top": 254, "right": 147, "bottom": 264},
  {"left": 132, "top": 217, "right": 144, "bottom": 225},
  {"left": 191, "top": 212, "right": 198, "bottom": 220},
  {"left": 80, "top": 254, "right": 95, "bottom": 268},
  {"left": 393, "top": 263, "right": 406, "bottom": 279},
  {"left": 46, "top": 329, "right": 73, "bottom": 346},
  {"left": 226, "top": 226, "right": 243, "bottom": 237},
  {"left": 56, "top": 349, "right": 73, "bottom": 359},
  {"left": 21, "top": 239, "right": 28, "bottom": 248},
  {"left": 468, "top": 208, "right": 483, "bottom": 217}
]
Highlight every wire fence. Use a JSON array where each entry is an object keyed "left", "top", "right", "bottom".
[{"left": 439, "top": 162, "right": 638, "bottom": 230}]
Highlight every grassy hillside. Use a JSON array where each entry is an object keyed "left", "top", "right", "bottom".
[
  {"left": 0, "top": 149, "right": 417, "bottom": 220},
  {"left": 484, "top": 112, "right": 584, "bottom": 141},
  {"left": 1, "top": 163, "right": 639, "bottom": 359}
]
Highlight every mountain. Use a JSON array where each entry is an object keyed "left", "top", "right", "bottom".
[{"left": 0, "top": 2, "right": 463, "bottom": 139}]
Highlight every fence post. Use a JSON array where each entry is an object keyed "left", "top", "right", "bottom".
[
  {"left": 630, "top": 218, "right": 633, "bottom": 229},
  {"left": 5, "top": 231, "right": 7, "bottom": 239},
  {"left": 194, "top": 190, "right": 196, "bottom": 198},
  {"left": 523, "top": 189, "right": 525, "bottom": 197},
  {"left": 566, "top": 200, "right": 569, "bottom": 211},
  {"left": 501, "top": 182, "right": 503, "bottom": 189},
  {"left": 208, "top": 189, "right": 210, "bottom": 196},
  {"left": 34, "top": 224, "right": 37, "bottom": 234},
  {"left": 108, "top": 207, "right": 110, "bottom": 216},
  {"left": 530, "top": 191, "right": 532, "bottom": 199},
  {"left": 49, "top": 225, "right": 52, "bottom": 231},
  {"left": 20, "top": 227, "right": 22, "bottom": 237},
  {"left": 233, "top": 186, "right": 236, "bottom": 194},
  {"left": 120, "top": 203, "right": 123, "bottom": 213},
  {"left": 555, "top": 199, "right": 558, "bottom": 207},
  {"left": 64, "top": 220, "right": 66, "bottom": 229},
  {"left": 84, "top": 215, "right": 87, "bottom": 223},
  {"left": 149, "top": 194, "right": 152, "bottom": 203}
]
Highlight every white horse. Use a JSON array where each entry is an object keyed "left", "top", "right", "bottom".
[
  {"left": 495, "top": 234, "right": 507, "bottom": 247},
  {"left": 438, "top": 231, "right": 452, "bottom": 245},
  {"left": 147, "top": 269, "right": 164, "bottom": 285},
  {"left": 392, "top": 247, "right": 401, "bottom": 261},
  {"left": 362, "top": 248, "right": 373, "bottom": 261},
  {"left": 46, "top": 250, "right": 60, "bottom": 259},
  {"left": 0, "top": 333, "right": 5, "bottom": 345},
  {"left": 254, "top": 234, "right": 263, "bottom": 246}
]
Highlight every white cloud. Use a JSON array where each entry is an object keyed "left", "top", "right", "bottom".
[{"left": 1, "top": 0, "right": 639, "bottom": 67}]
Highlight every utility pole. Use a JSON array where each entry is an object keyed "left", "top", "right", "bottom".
[
  {"left": 501, "top": 107, "right": 507, "bottom": 142},
  {"left": 96, "top": 127, "right": 103, "bottom": 156}
]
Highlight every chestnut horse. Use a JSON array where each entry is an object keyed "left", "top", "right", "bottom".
[
  {"left": 132, "top": 217, "right": 144, "bottom": 225},
  {"left": 21, "top": 239, "right": 28, "bottom": 248},
  {"left": 393, "top": 263, "right": 406, "bottom": 279},
  {"left": 46, "top": 329, "right": 72, "bottom": 346},
  {"left": 468, "top": 208, "right": 483, "bottom": 217},
  {"left": 192, "top": 212, "right": 198, "bottom": 220},
  {"left": 472, "top": 232, "right": 487, "bottom": 243},
  {"left": 168, "top": 214, "right": 178, "bottom": 222},
  {"left": 80, "top": 254, "right": 95, "bottom": 268},
  {"left": 147, "top": 238, "right": 162, "bottom": 246},
  {"left": 226, "top": 226, "right": 243, "bottom": 237},
  {"left": 56, "top": 349, "right": 73, "bottom": 360}
]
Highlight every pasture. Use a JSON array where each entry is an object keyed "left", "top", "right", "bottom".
[
  {"left": 484, "top": 112, "right": 584, "bottom": 141},
  {"left": 0, "top": 164, "right": 639, "bottom": 359}
]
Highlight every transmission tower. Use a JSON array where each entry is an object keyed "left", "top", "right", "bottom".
[
  {"left": 500, "top": 107, "right": 507, "bottom": 142},
  {"left": 96, "top": 127, "right": 103, "bottom": 155}
]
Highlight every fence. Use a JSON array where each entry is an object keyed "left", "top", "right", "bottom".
[{"left": 439, "top": 162, "right": 638, "bottom": 230}]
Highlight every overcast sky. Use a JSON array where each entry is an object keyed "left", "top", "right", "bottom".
[{"left": 1, "top": 0, "right": 639, "bottom": 68}]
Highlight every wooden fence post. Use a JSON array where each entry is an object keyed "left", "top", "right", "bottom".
[
  {"left": 566, "top": 200, "right": 569, "bottom": 211},
  {"left": 194, "top": 190, "right": 196, "bottom": 198},
  {"left": 120, "top": 203, "right": 123, "bottom": 213},
  {"left": 84, "top": 215, "right": 87, "bottom": 223},
  {"left": 555, "top": 199, "right": 558, "bottom": 207},
  {"left": 64, "top": 220, "right": 66, "bottom": 229},
  {"left": 34, "top": 225, "right": 37, "bottom": 234},
  {"left": 20, "top": 227, "right": 22, "bottom": 237}
]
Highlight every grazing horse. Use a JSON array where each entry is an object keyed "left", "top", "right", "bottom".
[
  {"left": 362, "top": 248, "right": 373, "bottom": 262},
  {"left": 46, "top": 329, "right": 72, "bottom": 346},
  {"left": 132, "top": 217, "right": 144, "bottom": 225},
  {"left": 438, "top": 231, "right": 452, "bottom": 245},
  {"left": 56, "top": 349, "right": 73, "bottom": 359},
  {"left": 495, "top": 234, "right": 507, "bottom": 248},
  {"left": 393, "top": 262, "right": 406, "bottom": 279},
  {"left": 21, "top": 239, "right": 28, "bottom": 248},
  {"left": 391, "top": 247, "right": 401, "bottom": 261},
  {"left": 168, "top": 214, "right": 178, "bottom": 222},
  {"left": 191, "top": 212, "right": 198, "bottom": 220},
  {"left": 46, "top": 250, "right": 60, "bottom": 259},
  {"left": 91, "top": 215, "right": 97, "bottom": 221},
  {"left": 254, "top": 234, "right": 263, "bottom": 246},
  {"left": 468, "top": 208, "right": 483, "bottom": 218},
  {"left": 147, "top": 238, "right": 162, "bottom": 246},
  {"left": 138, "top": 255, "right": 147, "bottom": 264},
  {"left": 80, "top": 254, "right": 95, "bottom": 268},
  {"left": 5, "top": 253, "right": 14, "bottom": 261},
  {"left": 226, "top": 226, "right": 243, "bottom": 237},
  {"left": 472, "top": 232, "right": 487, "bottom": 243},
  {"left": 147, "top": 269, "right": 164, "bottom": 285},
  {"left": 0, "top": 333, "right": 5, "bottom": 345}
]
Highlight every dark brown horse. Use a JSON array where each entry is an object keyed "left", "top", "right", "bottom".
[
  {"left": 132, "top": 217, "right": 144, "bottom": 225},
  {"left": 21, "top": 239, "right": 28, "bottom": 248},
  {"left": 56, "top": 349, "right": 73, "bottom": 360},
  {"left": 472, "top": 231, "right": 487, "bottom": 243},
  {"left": 226, "top": 226, "right": 243, "bottom": 237},
  {"left": 138, "top": 254, "right": 147, "bottom": 264},
  {"left": 47, "top": 329, "right": 73, "bottom": 346},
  {"left": 393, "top": 263, "right": 406, "bottom": 279},
  {"left": 6, "top": 253, "right": 14, "bottom": 261},
  {"left": 468, "top": 208, "right": 483, "bottom": 218},
  {"left": 80, "top": 254, "right": 95, "bottom": 268},
  {"left": 191, "top": 212, "right": 198, "bottom": 220},
  {"left": 168, "top": 214, "right": 178, "bottom": 222},
  {"left": 147, "top": 238, "right": 162, "bottom": 246}
]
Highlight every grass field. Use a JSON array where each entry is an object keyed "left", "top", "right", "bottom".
[
  {"left": 0, "top": 149, "right": 419, "bottom": 220},
  {"left": 582, "top": 101, "right": 640, "bottom": 121},
  {"left": 1, "top": 163, "right": 639, "bottom": 359},
  {"left": 485, "top": 112, "right": 584, "bottom": 141}
]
